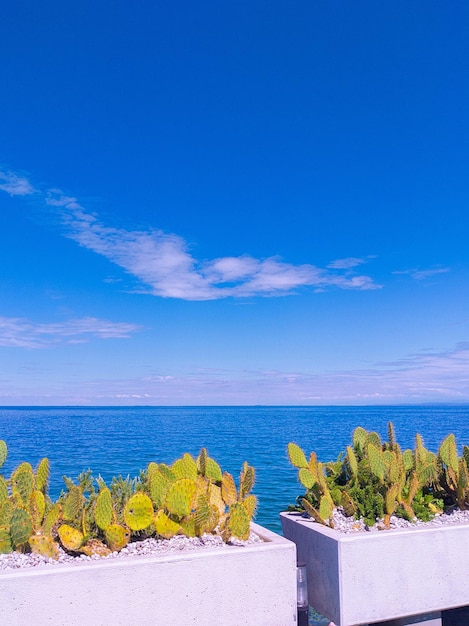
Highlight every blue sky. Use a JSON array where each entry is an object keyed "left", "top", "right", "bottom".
[{"left": 1, "top": 1, "right": 468, "bottom": 405}]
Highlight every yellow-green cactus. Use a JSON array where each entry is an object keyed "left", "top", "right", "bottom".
[
  {"left": 10, "top": 507, "right": 33, "bottom": 549},
  {"left": 0, "top": 440, "right": 7, "bottom": 469},
  {"left": 165, "top": 479, "right": 197, "bottom": 517},
  {"left": 105, "top": 524, "right": 130, "bottom": 551},
  {"left": 29, "top": 534, "right": 60, "bottom": 559},
  {"left": 154, "top": 510, "right": 180, "bottom": 539},
  {"left": 58, "top": 524, "right": 84, "bottom": 551},
  {"left": 123, "top": 493, "right": 154, "bottom": 531},
  {"left": 94, "top": 487, "right": 114, "bottom": 531},
  {"left": 0, "top": 526, "right": 13, "bottom": 553}
]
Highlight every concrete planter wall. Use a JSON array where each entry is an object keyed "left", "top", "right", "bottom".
[
  {"left": 1, "top": 523, "right": 297, "bottom": 626},
  {"left": 281, "top": 511, "right": 469, "bottom": 626}
]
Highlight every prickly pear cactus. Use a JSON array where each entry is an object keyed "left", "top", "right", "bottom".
[
  {"left": 287, "top": 443, "right": 308, "bottom": 469},
  {"left": 29, "top": 534, "right": 60, "bottom": 559},
  {"left": 123, "top": 493, "right": 154, "bottom": 531},
  {"left": 0, "top": 526, "right": 13, "bottom": 553},
  {"left": 221, "top": 472, "right": 237, "bottom": 506},
  {"left": 154, "top": 510, "right": 180, "bottom": 539},
  {"left": 0, "top": 440, "right": 7, "bottom": 469},
  {"left": 0, "top": 476, "right": 8, "bottom": 504},
  {"left": 148, "top": 469, "right": 170, "bottom": 509},
  {"left": 105, "top": 524, "right": 130, "bottom": 551},
  {"left": 10, "top": 507, "right": 33, "bottom": 548},
  {"left": 29, "top": 490, "right": 46, "bottom": 529},
  {"left": 172, "top": 453, "right": 198, "bottom": 481},
  {"left": 226, "top": 502, "right": 250, "bottom": 541},
  {"left": 94, "top": 487, "right": 113, "bottom": 530},
  {"left": 62, "top": 485, "right": 85, "bottom": 522},
  {"left": 81, "top": 538, "right": 112, "bottom": 557},
  {"left": 58, "top": 524, "right": 84, "bottom": 551},
  {"left": 165, "top": 479, "right": 197, "bottom": 517},
  {"left": 35, "top": 458, "right": 50, "bottom": 494},
  {"left": 11, "top": 465, "right": 35, "bottom": 506}
]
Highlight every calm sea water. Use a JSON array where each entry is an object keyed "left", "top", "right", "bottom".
[{"left": 1, "top": 405, "right": 469, "bottom": 534}]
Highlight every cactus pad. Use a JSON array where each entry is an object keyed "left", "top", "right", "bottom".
[
  {"left": 0, "top": 500, "right": 13, "bottom": 527},
  {"left": 287, "top": 443, "right": 308, "bottom": 469},
  {"left": 172, "top": 453, "right": 198, "bottom": 480},
  {"left": 35, "top": 458, "right": 50, "bottom": 493},
  {"left": 63, "top": 485, "right": 84, "bottom": 521},
  {"left": 165, "top": 479, "right": 197, "bottom": 517},
  {"left": 149, "top": 469, "right": 170, "bottom": 509},
  {"left": 221, "top": 472, "right": 237, "bottom": 506},
  {"left": 439, "top": 434, "right": 459, "bottom": 473},
  {"left": 29, "top": 534, "right": 60, "bottom": 559},
  {"left": 0, "top": 526, "right": 13, "bottom": 553},
  {"left": 227, "top": 503, "right": 250, "bottom": 540},
  {"left": 123, "top": 493, "right": 154, "bottom": 531},
  {"left": 43, "top": 503, "right": 61, "bottom": 535},
  {"left": 12, "top": 466, "right": 34, "bottom": 505},
  {"left": 0, "top": 440, "right": 7, "bottom": 469},
  {"left": 208, "top": 484, "right": 225, "bottom": 516},
  {"left": 0, "top": 476, "right": 8, "bottom": 504},
  {"left": 29, "top": 490, "right": 46, "bottom": 529},
  {"left": 81, "top": 538, "right": 112, "bottom": 557},
  {"left": 298, "top": 468, "right": 316, "bottom": 489},
  {"left": 240, "top": 465, "right": 255, "bottom": 498},
  {"left": 179, "top": 516, "right": 197, "bottom": 537},
  {"left": 205, "top": 457, "right": 223, "bottom": 482},
  {"left": 242, "top": 494, "right": 257, "bottom": 518},
  {"left": 94, "top": 487, "right": 113, "bottom": 531},
  {"left": 154, "top": 510, "right": 180, "bottom": 539},
  {"left": 58, "top": 524, "right": 84, "bottom": 551},
  {"left": 105, "top": 524, "right": 131, "bottom": 551},
  {"left": 10, "top": 508, "right": 33, "bottom": 548}
]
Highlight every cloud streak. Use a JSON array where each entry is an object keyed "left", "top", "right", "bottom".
[
  {"left": 393, "top": 267, "right": 450, "bottom": 280},
  {"left": 4, "top": 342, "right": 467, "bottom": 405},
  {"left": 2, "top": 169, "right": 381, "bottom": 301},
  {"left": 0, "top": 316, "right": 141, "bottom": 348}
]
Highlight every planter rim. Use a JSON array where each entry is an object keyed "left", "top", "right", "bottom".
[
  {"left": 280, "top": 510, "right": 469, "bottom": 541},
  {"left": 0, "top": 522, "right": 288, "bottom": 580}
]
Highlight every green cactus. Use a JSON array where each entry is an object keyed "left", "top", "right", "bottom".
[
  {"left": 288, "top": 423, "right": 446, "bottom": 528},
  {"left": 226, "top": 502, "right": 251, "bottom": 541},
  {"left": 62, "top": 485, "right": 85, "bottom": 522},
  {"left": 0, "top": 440, "right": 7, "bottom": 469},
  {"left": 11, "top": 464, "right": 35, "bottom": 506},
  {"left": 0, "top": 526, "right": 13, "bottom": 553},
  {"left": 29, "top": 533, "right": 60, "bottom": 559},
  {"left": 105, "top": 524, "right": 130, "bottom": 551},
  {"left": 10, "top": 507, "right": 33, "bottom": 549},
  {"left": 287, "top": 442, "right": 308, "bottom": 468},
  {"left": 58, "top": 524, "right": 85, "bottom": 551},
  {"left": 221, "top": 472, "right": 238, "bottom": 506},
  {"left": 35, "top": 458, "right": 50, "bottom": 494},
  {"left": 148, "top": 468, "right": 170, "bottom": 509},
  {"left": 123, "top": 493, "right": 154, "bottom": 531},
  {"left": 172, "top": 453, "right": 198, "bottom": 481},
  {"left": 94, "top": 487, "right": 114, "bottom": 530},
  {"left": 165, "top": 479, "right": 197, "bottom": 517},
  {"left": 0, "top": 476, "right": 8, "bottom": 504},
  {"left": 154, "top": 510, "right": 180, "bottom": 539}
]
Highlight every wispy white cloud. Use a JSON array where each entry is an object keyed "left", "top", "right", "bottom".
[
  {"left": 327, "top": 257, "right": 370, "bottom": 270},
  {"left": 393, "top": 266, "right": 450, "bottom": 280},
  {"left": 0, "top": 316, "right": 141, "bottom": 349},
  {"left": 0, "top": 171, "right": 36, "bottom": 196},
  {"left": 1, "top": 169, "right": 381, "bottom": 300},
  {"left": 2, "top": 343, "right": 468, "bottom": 405}
]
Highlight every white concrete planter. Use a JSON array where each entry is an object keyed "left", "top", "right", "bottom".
[
  {"left": 1, "top": 523, "right": 297, "bottom": 626},
  {"left": 281, "top": 511, "right": 469, "bottom": 626}
]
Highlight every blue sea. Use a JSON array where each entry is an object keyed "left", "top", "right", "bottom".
[{"left": 1, "top": 405, "right": 469, "bottom": 534}]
